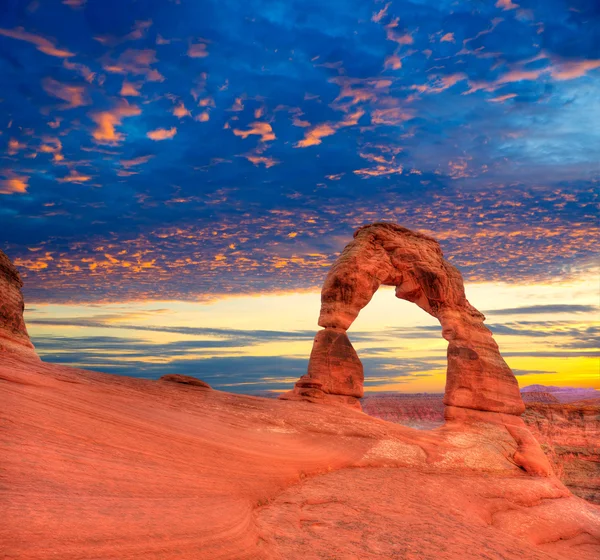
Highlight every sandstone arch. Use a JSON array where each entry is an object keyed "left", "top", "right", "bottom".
[{"left": 281, "top": 223, "right": 524, "bottom": 416}]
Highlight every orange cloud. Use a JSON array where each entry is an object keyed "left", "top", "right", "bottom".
[
  {"left": 120, "top": 155, "right": 154, "bottom": 169},
  {"left": 489, "top": 93, "right": 517, "bottom": 103},
  {"left": 440, "top": 33, "right": 455, "bottom": 43},
  {"left": 195, "top": 111, "right": 210, "bottom": 122},
  {"left": 90, "top": 101, "right": 141, "bottom": 145},
  {"left": 42, "top": 77, "right": 89, "bottom": 109},
  {"left": 551, "top": 59, "right": 600, "bottom": 80},
  {"left": 245, "top": 154, "right": 279, "bottom": 168},
  {"left": 173, "top": 102, "right": 191, "bottom": 118},
  {"left": 496, "top": 0, "right": 519, "bottom": 10},
  {"left": 295, "top": 109, "right": 364, "bottom": 148},
  {"left": 371, "top": 107, "right": 414, "bottom": 125},
  {"left": 63, "top": 60, "right": 95, "bottom": 83},
  {"left": 233, "top": 122, "right": 275, "bottom": 142},
  {"left": 384, "top": 54, "right": 402, "bottom": 70},
  {"left": 0, "top": 27, "right": 74, "bottom": 58},
  {"left": 0, "top": 175, "right": 29, "bottom": 194},
  {"left": 372, "top": 2, "right": 390, "bottom": 23},
  {"left": 295, "top": 123, "right": 336, "bottom": 148},
  {"left": 102, "top": 49, "right": 164, "bottom": 82},
  {"left": 7, "top": 138, "right": 26, "bottom": 155},
  {"left": 39, "top": 136, "right": 63, "bottom": 162},
  {"left": 58, "top": 170, "right": 92, "bottom": 184},
  {"left": 120, "top": 81, "right": 141, "bottom": 96},
  {"left": 188, "top": 42, "right": 209, "bottom": 58},
  {"left": 147, "top": 127, "right": 177, "bottom": 141},
  {"left": 228, "top": 97, "right": 245, "bottom": 112}
]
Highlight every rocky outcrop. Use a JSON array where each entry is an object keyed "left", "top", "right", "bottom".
[
  {"left": 0, "top": 249, "right": 38, "bottom": 360},
  {"left": 524, "top": 401, "right": 600, "bottom": 504},
  {"left": 159, "top": 374, "right": 211, "bottom": 388},
  {"left": 280, "top": 223, "right": 552, "bottom": 475},
  {"left": 281, "top": 223, "right": 524, "bottom": 415},
  {"left": 361, "top": 390, "right": 600, "bottom": 503},
  {"left": 521, "top": 391, "right": 560, "bottom": 404}
]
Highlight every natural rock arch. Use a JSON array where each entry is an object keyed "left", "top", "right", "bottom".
[{"left": 281, "top": 223, "right": 524, "bottom": 416}]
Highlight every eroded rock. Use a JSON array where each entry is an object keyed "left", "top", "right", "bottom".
[
  {"left": 0, "top": 249, "right": 38, "bottom": 360},
  {"left": 281, "top": 223, "right": 523, "bottom": 415}
]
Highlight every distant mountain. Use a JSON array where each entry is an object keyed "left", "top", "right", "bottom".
[{"left": 521, "top": 384, "right": 600, "bottom": 403}]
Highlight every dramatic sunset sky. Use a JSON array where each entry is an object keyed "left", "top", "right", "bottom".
[{"left": 0, "top": 0, "right": 598, "bottom": 393}]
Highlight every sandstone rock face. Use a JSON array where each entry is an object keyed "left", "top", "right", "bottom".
[
  {"left": 2, "top": 356, "right": 599, "bottom": 559},
  {"left": 281, "top": 223, "right": 523, "bottom": 415},
  {"left": 0, "top": 249, "right": 38, "bottom": 359},
  {"left": 524, "top": 401, "right": 600, "bottom": 504}
]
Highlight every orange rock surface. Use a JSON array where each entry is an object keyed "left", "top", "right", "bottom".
[
  {"left": 2, "top": 354, "right": 600, "bottom": 559},
  {"left": 0, "top": 249, "right": 38, "bottom": 359}
]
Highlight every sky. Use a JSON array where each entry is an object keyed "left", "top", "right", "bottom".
[{"left": 0, "top": 0, "right": 598, "bottom": 394}]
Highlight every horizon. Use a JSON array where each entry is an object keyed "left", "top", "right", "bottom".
[{"left": 1, "top": 0, "right": 598, "bottom": 393}]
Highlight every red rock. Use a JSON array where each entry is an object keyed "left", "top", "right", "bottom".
[
  {"left": 523, "top": 401, "right": 600, "bottom": 504},
  {"left": 159, "top": 374, "right": 211, "bottom": 388},
  {"left": 280, "top": 328, "right": 363, "bottom": 408},
  {"left": 284, "top": 223, "right": 524, "bottom": 416},
  {"left": 2, "top": 355, "right": 599, "bottom": 559},
  {"left": 0, "top": 249, "right": 38, "bottom": 360},
  {"left": 521, "top": 391, "right": 560, "bottom": 404}
]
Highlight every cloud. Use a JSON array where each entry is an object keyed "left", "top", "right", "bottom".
[
  {"left": 486, "top": 305, "right": 596, "bottom": 315},
  {"left": 384, "top": 55, "right": 402, "bottom": 70},
  {"left": 440, "top": 33, "right": 455, "bottom": 43},
  {"left": 295, "top": 123, "right": 336, "bottom": 148},
  {"left": 120, "top": 81, "right": 141, "bottom": 97},
  {"left": 120, "top": 154, "right": 154, "bottom": 169},
  {"left": 102, "top": 49, "right": 164, "bottom": 82},
  {"left": 57, "top": 170, "right": 93, "bottom": 184},
  {"left": 147, "top": 127, "right": 177, "bottom": 140},
  {"left": 295, "top": 109, "right": 364, "bottom": 148},
  {"left": 551, "top": 59, "right": 600, "bottom": 81},
  {"left": 245, "top": 154, "right": 279, "bottom": 168},
  {"left": 188, "top": 42, "right": 209, "bottom": 58},
  {"left": 42, "top": 77, "right": 89, "bottom": 109},
  {"left": 0, "top": 175, "right": 29, "bottom": 195},
  {"left": 496, "top": 0, "right": 519, "bottom": 10},
  {"left": 89, "top": 101, "right": 141, "bottom": 145},
  {"left": 0, "top": 27, "right": 74, "bottom": 57},
  {"left": 94, "top": 20, "right": 152, "bottom": 47},
  {"left": 172, "top": 102, "right": 191, "bottom": 118},
  {"left": 233, "top": 122, "right": 275, "bottom": 142}
]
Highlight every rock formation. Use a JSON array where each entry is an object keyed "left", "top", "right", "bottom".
[
  {"left": 281, "top": 223, "right": 555, "bottom": 476},
  {"left": 0, "top": 249, "right": 38, "bottom": 360},
  {"left": 281, "top": 223, "right": 523, "bottom": 415}
]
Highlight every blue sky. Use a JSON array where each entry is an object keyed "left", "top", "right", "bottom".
[{"left": 0, "top": 0, "right": 598, "bottom": 392}]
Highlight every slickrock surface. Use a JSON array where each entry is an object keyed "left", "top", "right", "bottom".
[
  {"left": 2, "top": 355, "right": 600, "bottom": 560},
  {"left": 0, "top": 249, "right": 38, "bottom": 359},
  {"left": 281, "top": 223, "right": 524, "bottom": 416},
  {"left": 362, "top": 391, "right": 600, "bottom": 505}
]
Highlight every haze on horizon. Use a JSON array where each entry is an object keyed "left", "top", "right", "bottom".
[{"left": 0, "top": 0, "right": 598, "bottom": 394}]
